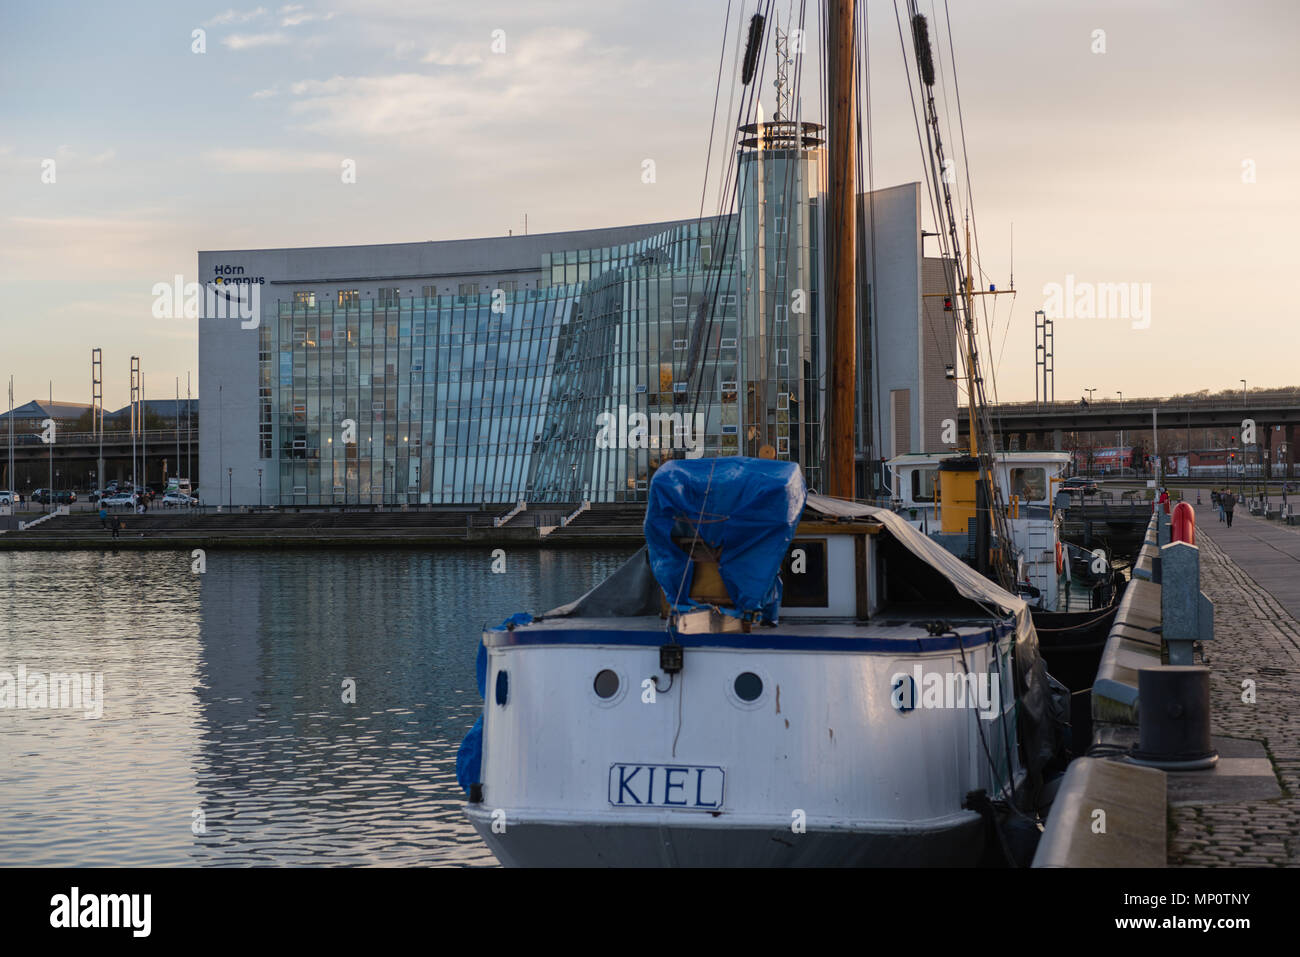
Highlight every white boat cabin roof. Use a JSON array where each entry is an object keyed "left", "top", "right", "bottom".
[{"left": 886, "top": 450, "right": 1072, "bottom": 469}]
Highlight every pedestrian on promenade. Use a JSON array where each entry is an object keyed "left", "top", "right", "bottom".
[
  {"left": 98, "top": 506, "right": 107, "bottom": 528},
  {"left": 1223, "top": 490, "right": 1237, "bottom": 528},
  {"left": 1216, "top": 488, "right": 1226, "bottom": 522},
  {"left": 1158, "top": 487, "right": 1171, "bottom": 514},
  {"left": 111, "top": 516, "right": 120, "bottom": 540}
]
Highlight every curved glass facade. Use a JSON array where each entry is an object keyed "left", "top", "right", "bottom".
[{"left": 264, "top": 139, "right": 826, "bottom": 506}]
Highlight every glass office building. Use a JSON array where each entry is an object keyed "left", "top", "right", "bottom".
[{"left": 226, "top": 124, "right": 831, "bottom": 506}]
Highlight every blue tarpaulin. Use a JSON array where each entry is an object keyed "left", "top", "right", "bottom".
[
  {"left": 456, "top": 613, "right": 533, "bottom": 794},
  {"left": 644, "top": 457, "right": 806, "bottom": 622}
]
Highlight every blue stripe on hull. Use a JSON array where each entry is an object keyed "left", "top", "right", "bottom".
[{"left": 485, "top": 623, "right": 1011, "bottom": 653}]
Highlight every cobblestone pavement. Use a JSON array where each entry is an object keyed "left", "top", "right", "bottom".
[{"left": 1166, "top": 498, "right": 1300, "bottom": 867}]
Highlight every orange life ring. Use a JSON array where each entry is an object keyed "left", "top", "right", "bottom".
[{"left": 1055, "top": 541, "right": 1064, "bottom": 575}]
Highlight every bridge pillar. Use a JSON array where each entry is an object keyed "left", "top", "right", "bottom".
[
  {"left": 1053, "top": 429, "right": 1064, "bottom": 452},
  {"left": 1264, "top": 425, "right": 1275, "bottom": 481}
]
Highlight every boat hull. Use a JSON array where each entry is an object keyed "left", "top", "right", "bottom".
[
  {"left": 465, "top": 619, "right": 1022, "bottom": 867},
  {"left": 465, "top": 806, "right": 986, "bottom": 867}
]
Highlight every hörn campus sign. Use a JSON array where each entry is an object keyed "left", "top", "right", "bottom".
[{"left": 151, "top": 265, "right": 264, "bottom": 328}]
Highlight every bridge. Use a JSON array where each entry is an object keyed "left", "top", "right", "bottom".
[
  {"left": 1, "top": 430, "right": 199, "bottom": 491},
  {"left": 959, "top": 392, "right": 1300, "bottom": 468}
]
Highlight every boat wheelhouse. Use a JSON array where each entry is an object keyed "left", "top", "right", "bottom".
[{"left": 887, "top": 450, "right": 1072, "bottom": 610}]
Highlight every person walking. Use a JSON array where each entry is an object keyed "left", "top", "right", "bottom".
[
  {"left": 111, "top": 515, "right": 121, "bottom": 540},
  {"left": 98, "top": 505, "right": 107, "bottom": 528},
  {"left": 1217, "top": 488, "right": 1226, "bottom": 522},
  {"left": 1223, "top": 489, "right": 1237, "bottom": 528}
]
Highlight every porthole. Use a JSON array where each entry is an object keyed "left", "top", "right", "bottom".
[
  {"left": 892, "top": 674, "right": 916, "bottom": 713},
  {"left": 594, "top": 669, "right": 620, "bottom": 699},
  {"left": 495, "top": 670, "right": 509, "bottom": 706},
  {"left": 734, "top": 672, "right": 763, "bottom": 702}
]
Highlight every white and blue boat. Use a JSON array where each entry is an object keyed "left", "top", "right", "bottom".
[{"left": 458, "top": 457, "right": 1065, "bottom": 866}]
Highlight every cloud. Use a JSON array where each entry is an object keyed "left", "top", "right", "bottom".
[
  {"left": 0, "top": 145, "right": 115, "bottom": 173},
  {"left": 279, "top": 5, "right": 336, "bottom": 27},
  {"left": 251, "top": 87, "right": 278, "bottom": 99},
  {"left": 420, "top": 45, "right": 484, "bottom": 68},
  {"left": 203, "top": 7, "right": 268, "bottom": 27},
  {"left": 286, "top": 28, "right": 654, "bottom": 148},
  {"left": 223, "top": 31, "right": 290, "bottom": 50},
  {"left": 202, "top": 148, "right": 343, "bottom": 173}
]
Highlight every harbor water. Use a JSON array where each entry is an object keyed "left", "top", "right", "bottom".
[{"left": 0, "top": 548, "right": 633, "bottom": 866}]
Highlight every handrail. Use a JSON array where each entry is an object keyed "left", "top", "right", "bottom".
[{"left": 1, "top": 429, "right": 196, "bottom": 446}]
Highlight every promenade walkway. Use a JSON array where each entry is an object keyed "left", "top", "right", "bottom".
[{"left": 1166, "top": 494, "right": 1300, "bottom": 866}]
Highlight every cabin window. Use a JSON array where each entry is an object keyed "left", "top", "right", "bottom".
[
  {"left": 781, "top": 539, "right": 829, "bottom": 607},
  {"left": 1010, "top": 467, "right": 1047, "bottom": 502},
  {"left": 910, "top": 468, "right": 938, "bottom": 502}
]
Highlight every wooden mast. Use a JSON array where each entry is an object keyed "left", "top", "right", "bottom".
[{"left": 827, "top": 0, "right": 857, "bottom": 499}]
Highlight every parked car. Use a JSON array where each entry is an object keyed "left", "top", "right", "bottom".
[
  {"left": 31, "top": 489, "right": 77, "bottom": 505},
  {"left": 162, "top": 491, "right": 198, "bottom": 508},
  {"left": 1060, "top": 476, "right": 1099, "bottom": 496},
  {"left": 0, "top": 490, "right": 22, "bottom": 507},
  {"left": 103, "top": 493, "right": 135, "bottom": 508}
]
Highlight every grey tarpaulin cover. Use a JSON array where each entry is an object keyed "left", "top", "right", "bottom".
[{"left": 806, "top": 493, "right": 1067, "bottom": 796}]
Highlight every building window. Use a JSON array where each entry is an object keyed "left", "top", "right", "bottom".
[
  {"left": 378, "top": 287, "right": 400, "bottom": 307},
  {"left": 777, "top": 437, "right": 789, "bottom": 455},
  {"left": 338, "top": 289, "right": 359, "bottom": 307},
  {"left": 496, "top": 280, "right": 518, "bottom": 293},
  {"left": 672, "top": 339, "right": 688, "bottom": 350},
  {"left": 777, "top": 392, "right": 790, "bottom": 411},
  {"left": 293, "top": 290, "right": 316, "bottom": 307},
  {"left": 421, "top": 285, "right": 436, "bottom": 299},
  {"left": 776, "top": 348, "right": 789, "bottom": 367},
  {"left": 458, "top": 282, "right": 478, "bottom": 297},
  {"left": 720, "top": 337, "right": 737, "bottom": 350}
]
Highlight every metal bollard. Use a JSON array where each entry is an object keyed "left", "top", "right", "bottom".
[
  {"left": 1160, "top": 539, "right": 1214, "bottom": 665},
  {"left": 1129, "top": 666, "right": 1219, "bottom": 770}
]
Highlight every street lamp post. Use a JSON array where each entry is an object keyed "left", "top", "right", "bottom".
[
  {"left": 1116, "top": 391, "right": 1124, "bottom": 474},
  {"left": 1240, "top": 379, "right": 1247, "bottom": 498},
  {"left": 1085, "top": 388, "right": 1096, "bottom": 403},
  {"left": 257, "top": 468, "right": 262, "bottom": 507},
  {"left": 227, "top": 467, "right": 233, "bottom": 509}
]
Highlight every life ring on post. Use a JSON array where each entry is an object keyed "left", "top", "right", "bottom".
[{"left": 1055, "top": 541, "right": 1064, "bottom": 576}]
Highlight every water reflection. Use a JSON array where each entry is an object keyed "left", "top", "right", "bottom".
[{"left": 0, "top": 548, "right": 632, "bottom": 866}]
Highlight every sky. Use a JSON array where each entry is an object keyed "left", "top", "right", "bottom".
[{"left": 1, "top": 0, "right": 1297, "bottom": 411}]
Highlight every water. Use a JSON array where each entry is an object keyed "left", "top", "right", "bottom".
[{"left": 0, "top": 547, "right": 634, "bottom": 866}]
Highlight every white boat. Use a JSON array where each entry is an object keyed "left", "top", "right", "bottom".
[
  {"left": 460, "top": 459, "right": 1065, "bottom": 866},
  {"left": 457, "top": 5, "right": 1071, "bottom": 866},
  {"left": 886, "top": 450, "right": 1076, "bottom": 611}
]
